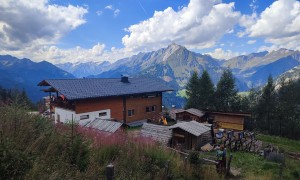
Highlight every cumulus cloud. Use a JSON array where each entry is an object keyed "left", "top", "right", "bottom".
[
  {"left": 247, "top": 40, "right": 256, "bottom": 44},
  {"left": 0, "top": 0, "right": 87, "bottom": 50},
  {"left": 206, "top": 48, "right": 240, "bottom": 60},
  {"left": 114, "top": 9, "right": 120, "bottom": 17},
  {"left": 0, "top": 43, "right": 135, "bottom": 64},
  {"left": 241, "top": 0, "right": 300, "bottom": 49},
  {"left": 122, "top": 0, "right": 241, "bottom": 52},
  {"left": 105, "top": 5, "right": 113, "bottom": 10},
  {"left": 104, "top": 5, "right": 120, "bottom": 17}
]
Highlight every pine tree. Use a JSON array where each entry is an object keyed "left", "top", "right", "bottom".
[
  {"left": 185, "top": 71, "right": 200, "bottom": 109},
  {"left": 215, "top": 69, "right": 238, "bottom": 111},
  {"left": 256, "top": 75, "right": 277, "bottom": 133},
  {"left": 197, "top": 70, "right": 215, "bottom": 110},
  {"left": 276, "top": 79, "right": 300, "bottom": 138}
]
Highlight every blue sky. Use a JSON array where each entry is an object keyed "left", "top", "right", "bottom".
[{"left": 0, "top": 0, "right": 300, "bottom": 63}]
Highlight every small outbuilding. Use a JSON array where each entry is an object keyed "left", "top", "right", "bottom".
[
  {"left": 175, "top": 108, "right": 205, "bottom": 122},
  {"left": 169, "top": 121, "right": 212, "bottom": 150},
  {"left": 206, "top": 111, "right": 251, "bottom": 131}
]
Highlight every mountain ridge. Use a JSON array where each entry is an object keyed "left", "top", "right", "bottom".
[
  {"left": 1, "top": 44, "right": 300, "bottom": 107},
  {"left": 0, "top": 55, "right": 75, "bottom": 102}
]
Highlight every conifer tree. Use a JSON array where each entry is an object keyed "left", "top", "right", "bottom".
[
  {"left": 185, "top": 71, "right": 200, "bottom": 109},
  {"left": 215, "top": 69, "right": 238, "bottom": 111},
  {"left": 256, "top": 75, "right": 276, "bottom": 133},
  {"left": 198, "top": 70, "right": 215, "bottom": 110}
]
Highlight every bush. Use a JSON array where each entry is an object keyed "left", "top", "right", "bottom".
[
  {"left": 189, "top": 151, "right": 199, "bottom": 164},
  {"left": 0, "top": 143, "right": 33, "bottom": 179}
]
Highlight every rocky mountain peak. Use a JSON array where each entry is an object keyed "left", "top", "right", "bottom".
[{"left": 163, "top": 43, "right": 187, "bottom": 61}]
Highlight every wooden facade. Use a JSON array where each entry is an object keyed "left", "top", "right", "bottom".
[
  {"left": 125, "top": 94, "right": 162, "bottom": 123},
  {"left": 175, "top": 108, "right": 205, "bottom": 122},
  {"left": 176, "top": 111, "right": 203, "bottom": 122},
  {"left": 38, "top": 78, "right": 172, "bottom": 125},
  {"left": 75, "top": 97, "right": 124, "bottom": 120},
  {"left": 171, "top": 128, "right": 211, "bottom": 150},
  {"left": 62, "top": 93, "right": 162, "bottom": 124},
  {"left": 207, "top": 112, "right": 251, "bottom": 131}
]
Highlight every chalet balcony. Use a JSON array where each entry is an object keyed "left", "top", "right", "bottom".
[{"left": 50, "top": 98, "right": 75, "bottom": 111}]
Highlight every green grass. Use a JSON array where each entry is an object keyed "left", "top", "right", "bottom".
[
  {"left": 197, "top": 134, "right": 300, "bottom": 179},
  {"left": 230, "top": 151, "right": 280, "bottom": 179},
  {"left": 257, "top": 134, "right": 300, "bottom": 152}
]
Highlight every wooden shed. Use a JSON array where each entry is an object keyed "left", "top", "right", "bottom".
[
  {"left": 175, "top": 108, "right": 205, "bottom": 122},
  {"left": 169, "top": 121, "right": 212, "bottom": 150},
  {"left": 207, "top": 112, "right": 251, "bottom": 131}
]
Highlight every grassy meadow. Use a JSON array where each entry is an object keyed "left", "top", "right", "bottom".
[{"left": 0, "top": 103, "right": 299, "bottom": 179}]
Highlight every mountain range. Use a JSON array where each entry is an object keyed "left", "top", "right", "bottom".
[
  {"left": 0, "top": 55, "right": 74, "bottom": 102},
  {"left": 1, "top": 44, "right": 300, "bottom": 107},
  {"left": 56, "top": 61, "right": 111, "bottom": 78}
]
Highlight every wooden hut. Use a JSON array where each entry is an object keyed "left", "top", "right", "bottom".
[
  {"left": 175, "top": 108, "right": 205, "bottom": 122},
  {"left": 206, "top": 112, "right": 251, "bottom": 131},
  {"left": 169, "top": 121, "right": 212, "bottom": 150}
]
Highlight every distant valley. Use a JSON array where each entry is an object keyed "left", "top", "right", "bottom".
[{"left": 1, "top": 44, "right": 300, "bottom": 107}]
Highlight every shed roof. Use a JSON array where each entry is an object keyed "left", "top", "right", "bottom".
[
  {"left": 207, "top": 111, "right": 251, "bottom": 117},
  {"left": 169, "top": 121, "right": 210, "bottom": 136},
  {"left": 38, "top": 78, "right": 173, "bottom": 100},
  {"left": 141, "top": 122, "right": 172, "bottom": 145},
  {"left": 176, "top": 108, "right": 205, "bottom": 117},
  {"left": 84, "top": 118, "right": 122, "bottom": 133}
]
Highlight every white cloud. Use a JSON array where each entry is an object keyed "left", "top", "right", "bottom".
[
  {"left": 241, "top": 0, "right": 300, "bottom": 50},
  {"left": 96, "top": 10, "right": 103, "bottom": 16},
  {"left": 250, "top": 0, "right": 258, "bottom": 13},
  {"left": 206, "top": 48, "right": 240, "bottom": 60},
  {"left": 0, "top": 43, "right": 135, "bottom": 64},
  {"left": 105, "top": 5, "right": 113, "bottom": 10},
  {"left": 247, "top": 40, "right": 256, "bottom": 44},
  {"left": 0, "top": 0, "right": 87, "bottom": 51},
  {"left": 122, "top": 0, "right": 241, "bottom": 52},
  {"left": 114, "top": 9, "right": 120, "bottom": 17},
  {"left": 104, "top": 5, "right": 120, "bottom": 17}
]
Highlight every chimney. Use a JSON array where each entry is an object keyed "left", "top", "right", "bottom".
[{"left": 121, "top": 75, "right": 129, "bottom": 83}]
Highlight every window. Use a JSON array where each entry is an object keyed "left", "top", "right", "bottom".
[
  {"left": 146, "top": 106, "right": 156, "bottom": 112},
  {"left": 146, "top": 106, "right": 150, "bottom": 112},
  {"left": 80, "top": 115, "right": 89, "bottom": 120},
  {"left": 128, "top": 109, "right": 135, "bottom": 116},
  {"left": 151, "top": 105, "right": 156, "bottom": 112},
  {"left": 99, "top": 112, "right": 107, "bottom": 117}
]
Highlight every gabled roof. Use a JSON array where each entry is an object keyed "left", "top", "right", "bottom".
[
  {"left": 84, "top": 118, "right": 122, "bottom": 133},
  {"left": 207, "top": 111, "right": 251, "bottom": 117},
  {"left": 38, "top": 78, "right": 173, "bottom": 100},
  {"left": 141, "top": 122, "right": 172, "bottom": 145},
  {"left": 176, "top": 108, "right": 205, "bottom": 117},
  {"left": 169, "top": 121, "right": 210, "bottom": 136}
]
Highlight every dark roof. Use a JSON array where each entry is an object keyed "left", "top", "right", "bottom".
[
  {"left": 38, "top": 78, "right": 173, "bottom": 100},
  {"left": 176, "top": 108, "right": 205, "bottom": 117},
  {"left": 169, "top": 121, "right": 211, "bottom": 136},
  {"left": 84, "top": 118, "right": 122, "bottom": 133},
  {"left": 207, "top": 111, "right": 251, "bottom": 117}
]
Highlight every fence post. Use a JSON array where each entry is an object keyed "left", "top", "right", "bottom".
[
  {"left": 106, "top": 163, "right": 114, "bottom": 180},
  {"left": 226, "top": 155, "right": 233, "bottom": 176}
]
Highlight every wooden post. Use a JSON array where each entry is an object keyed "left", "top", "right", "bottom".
[
  {"left": 71, "top": 114, "right": 74, "bottom": 145},
  {"left": 184, "top": 156, "right": 188, "bottom": 169},
  {"left": 226, "top": 155, "right": 233, "bottom": 176},
  {"left": 106, "top": 163, "right": 114, "bottom": 180}
]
